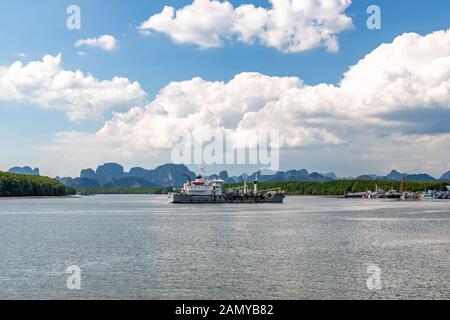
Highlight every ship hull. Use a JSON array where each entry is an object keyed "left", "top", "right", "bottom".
[{"left": 168, "top": 193, "right": 285, "bottom": 203}]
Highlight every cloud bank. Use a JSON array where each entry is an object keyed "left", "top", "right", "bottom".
[
  {"left": 139, "top": 0, "right": 353, "bottom": 52},
  {"left": 3, "top": 29, "right": 449, "bottom": 176},
  {"left": 0, "top": 53, "right": 146, "bottom": 121}
]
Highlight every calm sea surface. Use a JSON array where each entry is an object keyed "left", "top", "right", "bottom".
[{"left": 0, "top": 195, "right": 449, "bottom": 299}]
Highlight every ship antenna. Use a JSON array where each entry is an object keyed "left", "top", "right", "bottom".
[{"left": 199, "top": 164, "right": 206, "bottom": 178}]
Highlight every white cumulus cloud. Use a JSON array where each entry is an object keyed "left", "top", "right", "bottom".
[
  {"left": 75, "top": 35, "right": 118, "bottom": 51},
  {"left": 0, "top": 54, "right": 146, "bottom": 121},
  {"left": 138, "top": 0, "right": 353, "bottom": 52}
]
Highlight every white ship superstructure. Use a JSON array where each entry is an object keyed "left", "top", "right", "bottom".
[{"left": 182, "top": 173, "right": 224, "bottom": 196}]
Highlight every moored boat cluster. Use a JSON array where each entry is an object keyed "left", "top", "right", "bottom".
[{"left": 345, "top": 185, "right": 450, "bottom": 200}]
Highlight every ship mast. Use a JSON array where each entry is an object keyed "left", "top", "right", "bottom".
[
  {"left": 400, "top": 176, "right": 405, "bottom": 194},
  {"left": 199, "top": 165, "right": 206, "bottom": 179}
]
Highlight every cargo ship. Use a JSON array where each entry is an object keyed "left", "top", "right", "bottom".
[{"left": 168, "top": 170, "right": 285, "bottom": 203}]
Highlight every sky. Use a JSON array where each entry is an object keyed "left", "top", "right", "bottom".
[{"left": 0, "top": 0, "right": 449, "bottom": 178}]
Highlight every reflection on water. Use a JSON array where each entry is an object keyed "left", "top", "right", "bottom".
[{"left": 0, "top": 195, "right": 449, "bottom": 299}]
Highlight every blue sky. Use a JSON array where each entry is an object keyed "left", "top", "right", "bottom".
[{"left": 1, "top": 0, "right": 449, "bottom": 177}]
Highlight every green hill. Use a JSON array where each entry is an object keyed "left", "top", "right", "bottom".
[{"left": 0, "top": 171, "right": 74, "bottom": 197}]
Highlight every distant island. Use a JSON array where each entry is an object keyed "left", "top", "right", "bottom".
[
  {"left": 0, "top": 171, "right": 74, "bottom": 197},
  {"left": 2, "top": 163, "right": 449, "bottom": 197}
]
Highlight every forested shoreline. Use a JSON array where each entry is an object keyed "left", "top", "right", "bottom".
[
  {"left": 0, "top": 172, "right": 74, "bottom": 197},
  {"left": 76, "top": 179, "right": 446, "bottom": 196},
  {"left": 77, "top": 186, "right": 173, "bottom": 195},
  {"left": 239, "top": 180, "right": 445, "bottom": 196}
]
